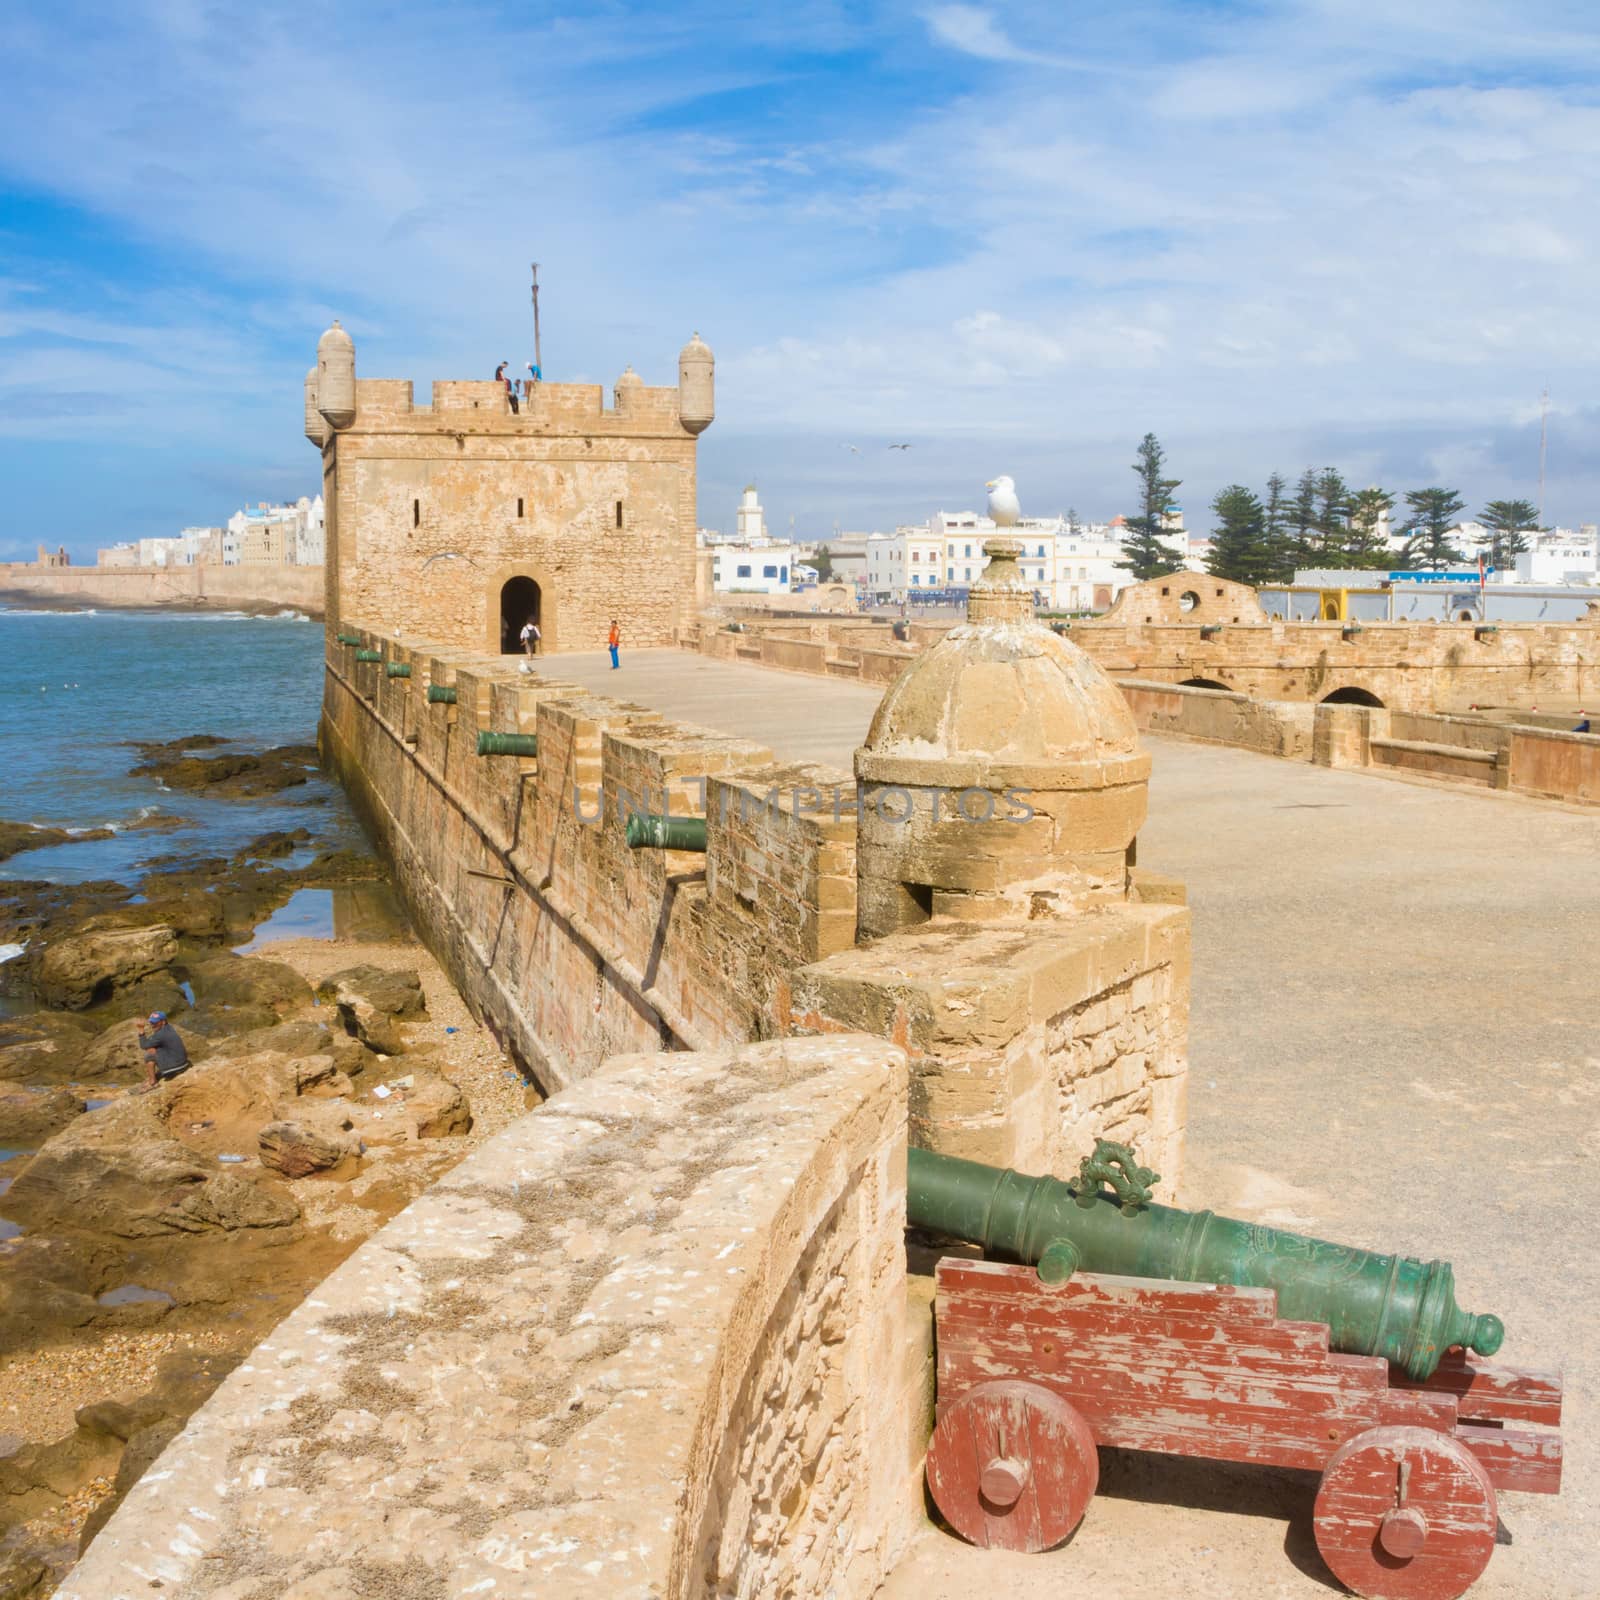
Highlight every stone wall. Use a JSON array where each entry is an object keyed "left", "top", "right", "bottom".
[
  {"left": 1118, "top": 678, "right": 1315, "bottom": 761},
  {"left": 698, "top": 607, "right": 1600, "bottom": 714},
  {"left": 322, "top": 630, "right": 838, "bottom": 1087},
  {"left": 60, "top": 1035, "right": 923, "bottom": 1599},
  {"left": 321, "top": 373, "right": 700, "bottom": 654},
  {"left": 322, "top": 624, "right": 1191, "bottom": 1190},
  {"left": 793, "top": 906, "right": 1190, "bottom": 1193},
  {"left": 0, "top": 563, "right": 323, "bottom": 616}
]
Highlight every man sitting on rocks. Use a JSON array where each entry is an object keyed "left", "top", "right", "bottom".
[{"left": 135, "top": 1011, "right": 190, "bottom": 1092}]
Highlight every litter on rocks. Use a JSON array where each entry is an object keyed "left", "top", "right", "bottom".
[
  {"left": 372, "top": 1085, "right": 392, "bottom": 1100},
  {"left": 217, "top": 1153, "right": 247, "bottom": 1164}
]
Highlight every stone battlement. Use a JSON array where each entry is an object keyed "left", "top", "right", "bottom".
[{"left": 343, "top": 374, "right": 694, "bottom": 436}]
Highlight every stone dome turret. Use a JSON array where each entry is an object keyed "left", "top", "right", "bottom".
[
  {"left": 854, "top": 539, "right": 1150, "bottom": 936},
  {"left": 316, "top": 318, "right": 356, "bottom": 430},
  {"left": 304, "top": 366, "right": 329, "bottom": 447},
  {"left": 677, "top": 331, "right": 714, "bottom": 435},
  {"left": 614, "top": 365, "right": 643, "bottom": 408}
]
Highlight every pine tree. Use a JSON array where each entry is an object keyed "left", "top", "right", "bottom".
[
  {"left": 1312, "top": 468, "right": 1351, "bottom": 566},
  {"left": 1205, "top": 486, "right": 1273, "bottom": 586},
  {"left": 1402, "top": 488, "right": 1467, "bottom": 571},
  {"left": 1261, "top": 471, "right": 1295, "bottom": 583},
  {"left": 1344, "top": 487, "right": 1395, "bottom": 568},
  {"left": 1287, "top": 468, "right": 1318, "bottom": 566},
  {"left": 1478, "top": 499, "right": 1541, "bottom": 571},
  {"left": 1115, "top": 433, "right": 1185, "bottom": 580}
]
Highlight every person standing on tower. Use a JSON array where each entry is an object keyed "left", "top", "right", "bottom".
[
  {"left": 495, "top": 361, "right": 519, "bottom": 415},
  {"left": 608, "top": 618, "right": 621, "bottom": 670}
]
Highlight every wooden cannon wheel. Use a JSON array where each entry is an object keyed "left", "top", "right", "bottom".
[
  {"left": 925, "top": 1379, "right": 1098, "bottom": 1553},
  {"left": 1313, "top": 1425, "right": 1498, "bottom": 1600}
]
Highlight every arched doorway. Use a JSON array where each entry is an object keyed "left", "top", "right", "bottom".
[
  {"left": 1321, "top": 686, "right": 1384, "bottom": 708},
  {"left": 500, "top": 576, "right": 542, "bottom": 654},
  {"left": 1179, "top": 677, "right": 1230, "bottom": 691}
]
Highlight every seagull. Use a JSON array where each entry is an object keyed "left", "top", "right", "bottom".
[
  {"left": 888, "top": 443, "right": 913, "bottom": 450},
  {"left": 985, "top": 475, "right": 1021, "bottom": 527},
  {"left": 841, "top": 443, "right": 861, "bottom": 454}
]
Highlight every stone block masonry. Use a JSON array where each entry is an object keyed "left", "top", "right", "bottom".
[{"left": 60, "top": 1035, "right": 923, "bottom": 1599}]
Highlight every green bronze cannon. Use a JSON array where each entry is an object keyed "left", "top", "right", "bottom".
[
  {"left": 907, "top": 1140, "right": 1503, "bottom": 1381},
  {"left": 386, "top": 662, "right": 411, "bottom": 678},
  {"left": 427, "top": 684, "right": 457, "bottom": 704},
  {"left": 624, "top": 813, "right": 707, "bottom": 851},
  {"left": 354, "top": 648, "right": 383, "bottom": 663},
  {"left": 335, "top": 631, "right": 361, "bottom": 645},
  {"left": 476, "top": 731, "right": 538, "bottom": 757}
]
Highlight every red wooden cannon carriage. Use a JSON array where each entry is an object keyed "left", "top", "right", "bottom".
[{"left": 926, "top": 1261, "right": 1563, "bottom": 1600}]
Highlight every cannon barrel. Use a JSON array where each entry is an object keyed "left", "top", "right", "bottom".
[
  {"left": 427, "top": 684, "right": 457, "bottom": 704},
  {"left": 386, "top": 662, "right": 411, "bottom": 678},
  {"left": 907, "top": 1141, "right": 1504, "bottom": 1381},
  {"left": 476, "top": 731, "right": 538, "bottom": 757},
  {"left": 354, "top": 649, "right": 383, "bottom": 663},
  {"left": 624, "top": 813, "right": 708, "bottom": 851},
  {"left": 335, "top": 631, "right": 361, "bottom": 645}
]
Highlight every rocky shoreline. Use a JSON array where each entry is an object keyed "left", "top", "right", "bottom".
[{"left": 0, "top": 738, "right": 531, "bottom": 1597}]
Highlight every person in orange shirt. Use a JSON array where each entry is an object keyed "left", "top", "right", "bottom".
[{"left": 608, "top": 619, "right": 621, "bottom": 669}]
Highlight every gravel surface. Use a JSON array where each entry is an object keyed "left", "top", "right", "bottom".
[{"left": 2, "top": 1328, "right": 236, "bottom": 1446}]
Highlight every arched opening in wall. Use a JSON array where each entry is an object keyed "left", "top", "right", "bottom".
[
  {"left": 1179, "top": 677, "right": 1230, "bottom": 691},
  {"left": 1321, "top": 686, "right": 1385, "bottom": 708},
  {"left": 1179, "top": 590, "right": 1200, "bottom": 613},
  {"left": 1456, "top": 608, "right": 1476, "bottom": 622},
  {"left": 1093, "top": 586, "right": 1111, "bottom": 610},
  {"left": 500, "top": 576, "right": 542, "bottom": 655}
]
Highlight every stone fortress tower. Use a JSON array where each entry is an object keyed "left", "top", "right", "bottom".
[{"left": 305, "top": 321, "right": 714, "bottom": 654}]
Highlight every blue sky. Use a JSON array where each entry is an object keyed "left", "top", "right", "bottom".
[{"left": 2, "top": 0, "right": 1598, "bottom": 559}]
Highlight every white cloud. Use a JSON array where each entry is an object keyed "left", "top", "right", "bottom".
[{"left": 922, "top": 5, "right": 1042, "bottom": 64}]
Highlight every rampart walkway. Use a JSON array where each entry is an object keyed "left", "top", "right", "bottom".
[{"left": 553, "top": 646, "right": 1598, "bottom": 1597}]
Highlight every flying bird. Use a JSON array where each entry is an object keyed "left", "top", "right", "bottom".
[
  {"left": 841, "top": 443, "right": 861, "bottom": 454},
  {"left": 985, "top": 475, "right": 1020, "bottom": 527},
  {"left": 888, "top": 442, "right": 913, "bottom": 450}
]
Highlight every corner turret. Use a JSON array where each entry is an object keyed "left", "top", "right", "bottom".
[
  {"left": 677, "top": 331, "right": 714, "bottom": 435},
  {"left": 304, "top": 367, "right": 329, "bottom": 447},
  {"left": 316, "top": 319, "right": 356, "bottom": 430}
]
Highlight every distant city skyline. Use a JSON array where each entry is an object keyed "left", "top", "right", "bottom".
[{"left": 2, "top": 1, "right": 1596, "bottom": 561}]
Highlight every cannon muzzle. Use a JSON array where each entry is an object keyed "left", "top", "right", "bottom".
[
  {"left": 427, "top": 684, "right": 457, "bottom": 704},
  {"left": 354, "top": 649, "right": 383, "bottom": 663},
  {"left": 624, "top": 814, "right": 708, "bottom": 851},
  {"left": 907, "top": 1141, "right": 1504, "bottom": 1381}
]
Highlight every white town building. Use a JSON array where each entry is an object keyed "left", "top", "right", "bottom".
[{"left": 866, "top": 512, "right": 1130, "bottom": 610}]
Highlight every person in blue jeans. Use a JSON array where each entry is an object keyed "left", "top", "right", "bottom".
[{"left": 608, "top": 618, "right": 621, "bottom": 669}]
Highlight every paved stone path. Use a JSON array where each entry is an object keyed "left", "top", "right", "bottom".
[
  {"left": 554, "top": 648, "right": 1597, "bottom": 1598},
  {"left": 541, "top": 648, "right": 881, "bottom": 768}
]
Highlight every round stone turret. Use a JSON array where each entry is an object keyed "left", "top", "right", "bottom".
[
  {"left": 316, "top": 319, "right": 356, "bottom": 430},
  {"left": 614, "top": 365, "right": 643, "bottom": 409},
  {"left": 677, "top": 331, "right": 714, "bottom": 435},
  {"left": 854, "top": 538, "right": 1149, "bottom": 936},
  {"left": 304, "top": 367, "right": 329, "bottom": 447}
]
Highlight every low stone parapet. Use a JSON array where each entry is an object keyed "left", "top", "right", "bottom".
[
  {"left": 61, "top": 1034, "right": 920, "bottom": 1599},
  {"left": 1118, "top": 677, "right": 1314, "bottom": 761}
]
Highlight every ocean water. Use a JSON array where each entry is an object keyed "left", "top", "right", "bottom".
[{"left": 0, "top": 608, "right": 363, "bottom": 885}]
